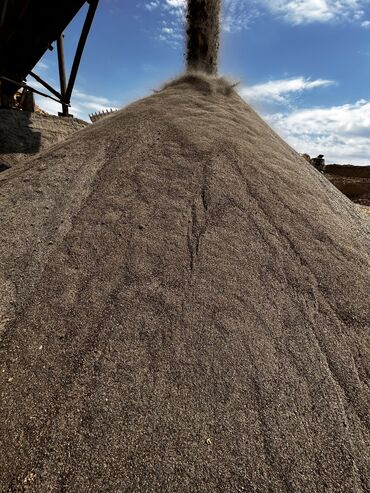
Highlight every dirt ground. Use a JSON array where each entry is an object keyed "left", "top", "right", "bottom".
[{"left": 324, "top": 165, "right": 370, "bottom": 209}]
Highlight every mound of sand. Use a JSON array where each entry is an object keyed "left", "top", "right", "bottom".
[
  {"left": 0, "top": 75, "right": 369, "bottom": 492},
  {"left": 0, "top": 108, "right": 87, "bottom": 171}
]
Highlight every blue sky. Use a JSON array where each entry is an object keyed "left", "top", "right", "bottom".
[{"left": 31, "top": 0, "right": 370, "bottom": 165}]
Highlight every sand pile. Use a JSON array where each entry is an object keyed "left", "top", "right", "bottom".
[
  {"left": 0, "top": 109, "right": 87, "bottom": 171},
  {"left": 0, "top": 75, "right": 369, "bottom": 492}
]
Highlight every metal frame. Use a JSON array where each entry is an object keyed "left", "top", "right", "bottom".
[
  {"left": 0, "top": 75, "right": 62, "bottom": 104},
  {"left": 26, "top": 0, "right": 99, "bottom": 116},
  {"left": 0, "top": 0, "right": 9, "bottom": 29}
]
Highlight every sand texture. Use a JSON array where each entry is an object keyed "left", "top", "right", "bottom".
[
  {"left": 0, "top": 108, "right": 87, "bottom": 171},
  {"left": 0, "top": 75, "right": 369, "bottom": 492}
]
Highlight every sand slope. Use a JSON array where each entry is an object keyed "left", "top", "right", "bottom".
[
  {"left": 0, "top": 108, "right": 87, "bottom": 171},
  {"left": 0, "top": 75, "right": 369, "bottom": 492}
]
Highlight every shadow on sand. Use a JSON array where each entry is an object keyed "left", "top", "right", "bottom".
[{"left": 0, "top": 108, "right": 41, "bottom": 172}]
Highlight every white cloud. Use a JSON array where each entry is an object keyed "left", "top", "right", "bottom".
[
  {"left": 261, "top": 0, "right": 369, "bottom": 25},
  {"left": 222, "top": 0, "right": 260, "bottom": 32},
  {"left": 240, "top": 77, "right": 335, "bottom": 104},
  {"left": 155, "top": 19, "right": 183, "bottom": 45},
  {"left": 165, "top": 0, "right": 185, "bottom": 6},
  {"left": 141, "top": 1, "right": 185, "bottom": 47},
  {"left": 72, "top": 90, "right": 118, "bottom": 113},
  {"left": 33, "top": 60, "right": 49, "bottom": 73},
  {"left": 34, "top": 89, "right": 118, "bottom": 121},
  {"left": 141, "top": 0, "right": 259, "bottom": 43},
  {"left": 265, "top": 99, "right": 370, "bottom": 164},
  {"left": 145, "top": 1, "right": 160, "bottom": 10},
  {"left": 239, "top": 74, "right": 370, "bottom": 164},
  {"left": 143, "top": 0, "right": 370, "bottom": 37}
]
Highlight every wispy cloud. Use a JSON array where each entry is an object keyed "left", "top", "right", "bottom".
[
  {"left": 33, "top": 60, "right": 49, "bottom": 73},
  {"left": 143, "top": 1, "right": 370, "bottom": 36},
  {"left": 141, "top": 0, "right": 259, "bottom": 45},
  {"left": 33, "top": 89, "right": 118, "bottom": 121},
  {"left": 261, "top": 0, "right": 368, "bottom": 25},
  {"left": 144, "top": 1, "right": 161, "bottom": 11},
  {"left": 239, "top": 73, "right": 370, "bottom": 164},
  {"left": 165, "top": 0, "right": 186, "bottom": 6},
  {"left": 72, "top": 90, "right": 118, "bottom": 113},
  {"left": 222, "top": 0, "right": 260, "bottom": 32},
  {"left": 142, "top": 0, "right": 185, "bottom": 47},
  {"left": 266, "top": 99, "right": 370, "bottom": 165},
  {"left": 240, "top": 77, "right": 335, "bottom": 104},
  {"left": 156, "top": 19, "right": 184, "bottom": 45}
]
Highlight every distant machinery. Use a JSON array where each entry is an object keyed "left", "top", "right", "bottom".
[
  {"left": 89, "top": 109, "right": 118, "bottom": 123},
  {"left": 0, "top": 0, "right": 99, "bottom": 116},
  {"left": 301, "top": 153, "right": 326, "bottom": 172},
  {"left": 311, "top": 154, "right": 326, "bottom": 171}
]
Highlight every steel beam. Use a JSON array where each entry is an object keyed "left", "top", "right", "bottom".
[
  {"left": 65, "top": 0, "right": 98, "bottom": 103},
  {"left": 57, "top": 34, "right": 69, "bottom": 116},
  {"left": 0, "top": 0, "right": 99, "bottom": 114},
  {"left": 0, "top": 75, "right": 66, "bottom": 104},
  {"left": 29, "top": 71, "right": 62, "bottom": 100},
  {"left": 0, "top": 0, "right": 9, "bottom": 28}
]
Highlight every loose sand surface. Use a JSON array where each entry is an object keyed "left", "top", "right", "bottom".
[
  {"left": 0, "top": 108, "right": 87, "bottom": 170},
  {"left": 0, "top": 75, "right": 369, "bottom": 492}
]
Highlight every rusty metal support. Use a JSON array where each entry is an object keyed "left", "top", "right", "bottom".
[
  {"left": 0, "top": 75, "right": 66, "bottom": 105},
  {"left": 0, "top": 0, "right": 9, "bottom": 28},
  {"left": 57, "top": 34, "right": 69, "bottom": 116},
  {"left": 65, "top": 0, "right": 98, "bottom": 103},
  {"left": 0, "top": 0, "right": 99, "bottom": 114},
  {"left": 29, "top": 71, "right": 62, "bottom": 100}
]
